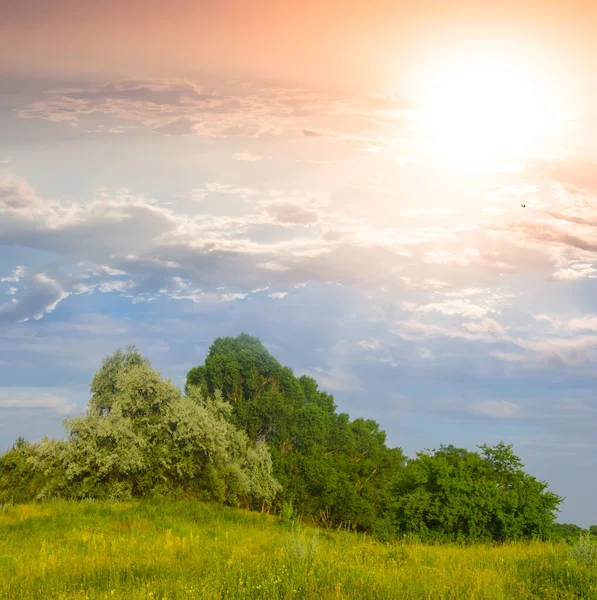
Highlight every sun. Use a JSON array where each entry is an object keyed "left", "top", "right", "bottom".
[{"left": 406, "top": 45, "right": 561, "bottom": 170}]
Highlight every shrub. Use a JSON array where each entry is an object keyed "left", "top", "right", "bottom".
[{"left": 570, "top": 532, "right": 597, "bottom": 566}]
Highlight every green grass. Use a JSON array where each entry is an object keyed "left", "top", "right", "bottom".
[{"left": 1, "top": 500, "right": 596, "bottom": 599}]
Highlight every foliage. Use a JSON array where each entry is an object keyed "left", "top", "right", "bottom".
[
  {"left": 1, "top": 335, "right": 566, "bottom": 546},
  {"left": 186, "top": 333, "right": 405, "bottom": 532},
  {"left": 0, "top": 438, "right": 46, "bottom": 504},
  {"left": 551, "top": 522, "right": 585, "bottom": 543},
  {"left": 279, "top": 500, "right": 300, "bottom": 530},
  {"left": 1, "top": 499, "right": 596, "bottom": 600},
  {"left": 391, "top": 442, "right": 562, "bottom": 543},
  {"left": 570, "top": 532, "right": 597, "bottom": 566},
  {"left": 2, "top": 347, "right": 281, "bottom": 507}
]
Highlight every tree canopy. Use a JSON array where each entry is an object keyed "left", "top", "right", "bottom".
[
  {"left": 391, "top": 443, "right": 563, "bottom": 542},
  {"left": 1, "top": 335, "right": 565, "bottom": 542},
  {"left": 1, "top": 347, "right": 280, "bottom": 506},
  {"left": 186, "top": 334, "right": 404, "bottom": 532}
]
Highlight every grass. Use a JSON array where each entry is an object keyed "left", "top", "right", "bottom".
[{"left": 1, "top": 500, "right": 596, "bottom": 599}]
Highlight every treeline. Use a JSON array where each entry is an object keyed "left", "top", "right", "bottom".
[
  {"left": 0, "top": 334, "right": 565, "bottom": 542},
  {"left": 551, "top": 524, "right": 597, "bottom": 544}
]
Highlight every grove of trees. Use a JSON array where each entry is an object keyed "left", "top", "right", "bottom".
[{"left": 0, "top": 334, "right": 567, "bottom": 543}]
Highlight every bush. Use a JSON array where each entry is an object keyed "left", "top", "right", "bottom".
[
  {"left": 280, "top": 501, "right": 299, "bottom": 530},
  {"left": 570, "top": 532, "right": 597, "bottom": 566}
]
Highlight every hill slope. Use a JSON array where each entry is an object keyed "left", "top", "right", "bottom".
[{"left": 1, "top": 500, "right": 595, "bottom": 599}]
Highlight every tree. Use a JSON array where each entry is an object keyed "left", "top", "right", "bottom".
[
  {"left": 0, "top": 438, "right": 47, "bottom": 503},
  {"left": 552, "top": 523, "right": 585, "bottom": 543},
  {"left": 16, "top": 347, "right": 281, "bottom": 506},
  {"left": 185, "top": 334, "right": 405, "bottom": 532},
  {"left": 391, "top": 442, "right": 562, "bottom": 542},
  {"left": 89, "top": 345, "right": 148, "bottom": 416}
]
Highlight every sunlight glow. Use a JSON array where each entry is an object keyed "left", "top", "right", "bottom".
[{"left": 408, "top": 46, "right": 564, "bottom": 169}]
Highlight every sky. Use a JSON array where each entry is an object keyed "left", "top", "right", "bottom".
[{"left": 2, "top": 0, "right": 597, "bottom": 525}]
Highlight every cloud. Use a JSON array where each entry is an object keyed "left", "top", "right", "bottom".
[
  {"left": 400, "top": 289, "right": 508, "bottom": 320},
  {"left": 190, "top": 182, "right": 258, "bottom": 202},
  {"left": 267, "top": 292, "right": 288, "bottom": 299},
  {"left": 257, "top": 194, "right": 328, "bottom": 227},
  {"left": 1, "top": 265, "right": 25, "bottom": 282},
  {"left": 297, "top": 367, "right": 364, "bottom": 392},
  {"left": 552, "top": 264, "right": 597, "bottom": 281},
  {"left": 423, "top": 248, "right": 482, "bottom": 267},
  {"left": 490, "top": 351, "right": 526, "bottom": 363},
  {"left": 535, "top": 314, "right": 597, "bottom": 332},
  {"left": 0, "top": 390, "right": 77, "bottom": 416},
  {"left": 415, "top": 299, "right": 495, "bottom": 319},
  {"left": 0, "top": 273, "right": 69, "bottom": 323},
  {"left": 357, "top": 338, "right": 381, "bottom": 350},
  {"left": 16, "top": 79, "right": 281, "bottom": 138},
  {"left": 469, "top": 400, "right": 519, "bottom": 418},
  {"left": 516, "top": 335, "right": 597, "bottom": 367},
  {"left": 1, "top": 174, "right": 418, "bottom": 321},
  {"left": 568, "top": 316, "right": 597, "bottom": 332},
  {"left": 463, "top": 318, "right": 507, "bottom": 335},
  {"left": 417, "top": 348, "right": 435, "bottom": 361},
  {"left": 153, "top": 117, "right": 198, "bottom": 136},
  {"left": 391, "top": 315, "right": 513, "bottom": 345},
  {"left": 16, "top": 78, "right": 411, "bottom": 142},
  {"left": 233, "top": 152, "right": 264, "bottom": 162}
]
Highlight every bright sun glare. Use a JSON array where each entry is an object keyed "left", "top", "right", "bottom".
[{"left": 408, "top": 45, "right": 563, "bottom": 169}]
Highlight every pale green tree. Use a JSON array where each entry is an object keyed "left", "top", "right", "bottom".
[{"left": 27, "top": 348, "right": 281, "bottom": 505}]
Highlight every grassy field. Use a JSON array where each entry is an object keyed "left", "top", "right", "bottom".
[{"left": 1, "top": 500, "right": 596, "bottom": 599}]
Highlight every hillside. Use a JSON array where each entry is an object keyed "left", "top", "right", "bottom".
[{"left": 1, "top": 500, "right": 596, "bottom": 599}]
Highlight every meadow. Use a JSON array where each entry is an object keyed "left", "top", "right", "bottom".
[{"left": 1, "top": 500, "right": 596, "bottom": 600}]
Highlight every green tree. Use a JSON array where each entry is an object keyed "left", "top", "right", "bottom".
[
  {"left": 0, "top": 438, "right": 47, "bottom": 503},
  {"left": 186, "top": 334, "right": 405, "bottom": 532},
  {"left": 552, "top": 522, "right": 585, "bottom": 543},
  {"left": 391, "top": 442, "right": 562, "bottom": 542},
  {"left": 11, "top": 347, "right": 281, "bottom": 506}
]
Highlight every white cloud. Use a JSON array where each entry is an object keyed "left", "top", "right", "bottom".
[
  {"left": 267, "top": 291, "right": 288, "bottom": 299},
  {"left": 552, "top": 265, "right": 597, "bottom": 280},
  {"left": 463, "top": 318, "right": 507, "bottom": 335},
  {"left": 417, "top": 348, "right": 436, "bottom": 361},
  {"left": 233, "top": 152, "right": 264, "bottom": 162},
  {"left": 516, "top": 335, "right": 597, "bottom": 367},
  {"left": 0, "top": 273, "right": 69, "bottom": 323},
  {"left": 391, "top": 318, "right": 512, "bottom": 344},
  {"left": 297, "top": 367, "right": 364, "bottom": 392},
  {"left": 257, "top": 262, "right": 289, "bottom": 272},
  {"left": 357, "top": 338, "right": 381, "bottom": 350},
  {"left": 0, "top": 390, "right": 78, "bottom": 416},
  {"left": 415, "top": 299, "right": 495, "bottom": 319},
  {"left": 469, "top": 400, "right": 519, "bottom": 418},
  {"left": 1, "top": 265, "right": 25, "bottom": 282},
  {"left": 569, "top": 316, "right": 597, "bottom": 331},
  {"left": 16, "top": 78, "right": 412, "bottom": 143},
  {"left": 423, "top": 248, "right": 481, "bottom": 266},
  {"left": 490, "top": 351, "right": 526, "bottom": 363},
  {"left": 190, "top": 182, "right": 258, "bottom": 202}
]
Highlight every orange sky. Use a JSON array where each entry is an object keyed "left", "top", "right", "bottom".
[{"left": 2, "top": 0, "right": 596, "bottom": 92}]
